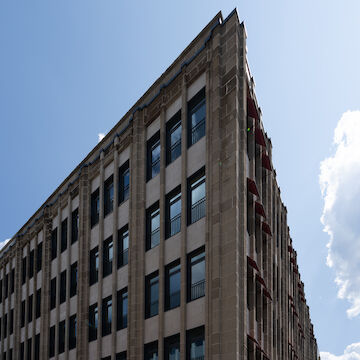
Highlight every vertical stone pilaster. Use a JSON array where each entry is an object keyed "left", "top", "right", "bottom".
[{"left": 65, "top": 195, "right": 71, "bottom": 360}]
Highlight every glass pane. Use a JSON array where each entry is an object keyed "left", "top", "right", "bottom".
[
  {"left": 169, "top": 346, "right": 180, "bottom": 360},
  {"left": 190, "top": 338, "right": 205, "bottom": 359},
  {"left": 171, "top": 124, "right": 181, "bottom": 147},
  {"left": 191, "top": 178, "right": 205, "bottom": 205},
  {"left": 191, "top": 102, "right": 205, "bottom": 128},
  {"left": 192, "top": 259, "right": 205, "bottom": 284},
  {"left": 169, "top": 266, "right": 181, "bottom": 308}
]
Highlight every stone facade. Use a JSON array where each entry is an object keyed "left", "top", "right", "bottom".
[{"left": 0, "top": 9, "right": 319, "bottom": 360}]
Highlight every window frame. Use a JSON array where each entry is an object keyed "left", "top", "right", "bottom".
[
  {"left": 50, "top": 277, "right": 56, "bottom": 310},
  {"left": 165, "top": 260, "right": 181, "bottom": 311},
  {"left": 103, "top": 236, "right": 113, "bottom": 278},
  {"left": 187, "top": 247, "right": 205, "bottom": 302},
  {"left": 165, "top": 186, "right": 182, "bottom": 239},
  {"left": 116, "top": 287, "right": 128, "bottom": 331},
  {"left": 61, "top": 218, "right": 68, "bottom": 253},
  {"left": 101, "top": 295, "right": 112, "bottom": 337},
  {"left": 71, "top": 208, "right": 79, "bottom": 244},
  {"left": 187, "top": 87, "right": 206, "bottom": 147},
  {"left": 104, "top": 174, "right": 114, "bottom": 217},
  {"left": 146, "top": 202, "right": 160, "bottom": 251},
  {"left": 166, "top": 110, "right": 182, "bottom": 165},
  {"left": 91, "top": 188, "right": 100, "bottom": 228},
  {"left": 60, "top": 270, "right": 66, "bottom": 304},
  {"left": 144, "top": 341, "right": 158, "bottom": 360},
  {"left": 36, "top": 242, "right": 42, "bottom": 272},
  {"left": 89, "top": 246, "right": 99, "bottom": 286},
  {"left": 186, "top": 326, "right": 205, "bottom": 360},
  {"left": 187, "top": 168, "right": 206, "bottom": 226},
  {"left": 146, "top": 132, "right": 161, "bottom": 181},
  {"left": 51, "top": 229, "right": 57, "bottom": 260},
  {"left": 70, "top": 262, "right": 77, "bottom": 298},
  {"left": 49, "top": 325, "right": 55, "bottom": 358},
  {"left": 88, "top": 303, "right": 98, "bottom": 342},
  {"left": 145, "top": 271, "right": 159, "bottom": 319},
  {"left": 69, "top": 314, "right": 77, "bottom": 350},
  {"left": 117, "top": 225, "right": 129, "bottom": 269},
  {"left": 119, "top": 160, "right": 130, "bottom": 204},
  {"left": 164, "top": 334, "right": 180, "bottom": 360},
  {"left": 35, "top": 289, "right": 41, "bottom": 319},
  {"left": 58, "top": 320, "right": 65, "bottom": 354}
]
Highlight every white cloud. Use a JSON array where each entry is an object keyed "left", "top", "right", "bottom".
[
  {"left": 98, "top": 133, "right": 105, "bottom": 143},
  {"left": 319, "top": 110, "right": 360, "bottom": 318},
  {"left": 320, "top": 342, "right": 360, "bottom": 360},
  {"left": 0, "top": 238, "right": 10, "bottom": 250}
]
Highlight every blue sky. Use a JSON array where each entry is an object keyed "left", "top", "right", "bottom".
[{"left": 1, "top": 1, "right": 360, "bottom": 358}]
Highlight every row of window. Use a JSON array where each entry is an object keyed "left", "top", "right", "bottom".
[
  {"left": 147, "top": 87, "right": 206, "bottom": 182},
  {"left": 146, "top": 168, "right": 206, "bottom": 251},
  {"left": 91, "top": 161, "right": 130, "bottom": 227},
  {"left": 0, "top": 268, "right": 15, "bottom": 301},
  {"left": 143, "top": 327, "right": 205, "bottom": 360},
  {"left": 49, "top": 314, "right": 76, "bottom": 357},
  {"left": 51, "top": 207, "right": 79, "bottom": 260}
]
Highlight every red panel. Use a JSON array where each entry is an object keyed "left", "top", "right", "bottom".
[
  {"left": 255, "top": 201, "right": 266, "bottom": 218},
  {"left": 256, "top": 273, "right": 267, "bottom": 288},
  {"left": 247, "top": 256, "right": 260, "bottom": 272},
  {"left": 255, "top": 127, "right": 266, "bottom": 146},
  {"left": 263, "top": 288, "right": 272, "bottom": 300},
  {"left": 262, "top": 222, "right": 272, "bottom": 236},
  {"left": 247, "top": 178, "right": 260, "bottom": 197},
  {"left": 247, "top": 97, "right": 259, "bottom": 119},
  {"left": 262, "top": 153, "right": 272, "bottom": 171}
]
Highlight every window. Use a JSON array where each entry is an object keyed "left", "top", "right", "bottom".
[
  {"left": 61, "top": 219, "right": 68, "bottom": 253},
  {"left": 165, "top": 188, "right": 181, "bottom": 238},
  {"left": 104, "top": 175, "right": 114, "bottom": 216},
  {"left": 103, "top": 236, "right": 113, "bottom": 278},
  {"left": 117, "top": 287, "right": 128, "bottom": 330},
  {"left": 146, "top": 202, "right": 160, "bottom": 251},
  {"left": 91, "top": 188, "right": 100, "bottom": 227},
  {"left": 51, "top": 229, "right": 57, "bottom": 260},
  {"left": 147, "top": 132, "right": 160, "bottom": 181},
  {"left": 186, "top": 327, "right": 205, "bottom": 360},
  {"left": 22, "top": 257, "right": 27, "bottom": 284},
  {"left": 165, "top": 261, "right": 181, "bottom": 311},
  {"left": 36, "top": 242, "right": 42, "bottom": 272},
  {"left": 60, "top": 270, "right": 66, "bottom": 304},
  {"left": 27, "top": 338, "right": 32, "bottom": 360},
  {"left": 187, "top": 169, "right": 206, "bottom": 225},
  {"left": 28, "top": 295, "right": 33, "bottom": 323},
  {"left": 9, "top": 309, "right": 13, "bottom": 335},
  {"left": 116, "top": 352, "right": 127, "bottom": 360},
  {"left": 166, "top": 111, "right": 182, "bottom": 165},
  {"left": 0, "top": 279, "right": 2, "bottom": 301},
  {"left": 102, "top": 295, "right": 112, "bottom": 337},
  {"left": 187, "top": 248, "right": 205, "bottom": 302},
  {"left": 21, "top": 300, "right": 25, "bottom": 327},
  {"left": 4, "top": 273, "right": 8, "bottom": 298},
  {"left": 58, "top": 320, "right": 65, "bottom": 354},
  {"left": 29, "top": 250, "right": 34, "bottom": 278},
  {"left": 88, "top": 303, "right": 98, "bottom": 342},
  {"left": 49, "top": 325, "right": 55, "bottom": 358},
  {"left": 3, "top": 313, "right": 7, "bottom": 338},
  {"left": 69, "top": 314, "right": 77, "bottom": 350},
  {"left": 36, "top": 289, "right": 41, "bottom": 318},
  {"left": 10, "top": 269, "right": 14, "bottom": 294},
  {"left": 119, "top": 161, "right": 130, "bottom": 204},
  {"left": 144, "top": 341, "right": 158, "bottom": 360},
  {"left": 89, "top": 246, "right": 99, "bottom": 285},
  {"left": 117, "top": 225, "right": 129, "bottom": 268},
  {"left": 50, "top": 277, "right": 56, "bottom": 310},
  {"left": 188, "top": 87, "right": 206, "bottom": 147},
  {"left": 71, "top": 208, "right": 79, "bottom": 244},
  {"left": 164, "top": 334, "right": 180, "bottom": 360},
  {"left": 35, "top": 333, "right": 40, "bottom": 360},
  {"left": 70, "top": 262, "right": 77, "bottom": 297},
  {"left": 20, "top": 342, "right": 24, "bottom": 360},
  {"left": 145, "top": 271, "right": 159, "bottom": 318}
]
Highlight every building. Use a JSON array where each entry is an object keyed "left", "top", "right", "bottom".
[{"left": 0, "top": 9, "right": 319, "bottom": 360}]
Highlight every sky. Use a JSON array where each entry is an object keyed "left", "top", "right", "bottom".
[{"left": 0, "top": 1, "right": 360, "bottom": 358}]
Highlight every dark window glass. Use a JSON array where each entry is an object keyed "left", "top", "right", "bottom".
[
  {"left": 9, "top": 349, "right": 13, "bottom": 360},
  {"left": 119, "top": 161, "right": 130, "bottom": 204},
  {"left": 146, "top": 202, "right": 160, "bottom": 251},
  {"left": 51, "top": 229, "right": 57, "bottom": 260},
  {"left": 21, "top": 300, "right": 25, "bottom": 327},
  {"left": 187, "top": 248, "right": 205, "bottom": 302},
  {"left": 88, "top": 303, "right": 98, "bottom": 342},
  {"left": 49, "top": 325, "right": 55, "bottom": 358},
  {"left": 60, "top": 270, "right": 66, "bottom": 304},
  {"left": 186, "top": 326, "right": 205, "bottom": 360},
  {"left": 22, "top": 257, "right": 27, "bottom": 284},
  {"left": 166, "top": 111, "right": 182, "bottom": 165},
  {"left": 9, "top": 309, "right": 13, "bottom": 335},
  {"left": 70, "top": 262, "right": 77, "bottom": 297},
  {"left": 147, "top": 132, "right": 160, "bottom": 181},
  {"left": 117, "top": 287, "right": 128, "bottom": 330},
  {"left": 164, "top": 334, "right": 180, "bottom": 360},
  {"left": 35, "top": 333, "right": 40, "bottom": 360},
  {"left": 36, "top": 242, "right": 42, "bottom": 272},
  {"left": 71, "top": 208, "right": 79, "bottom": 244},
  {"left": 4, "top": 273, "right": 8, "bottom": 298},
  {"left": 103, "top": 236, "right": 113, "bottom": 278},
  {"left": 20, "top": 342, "right": 25, "bottom": 360},
  {"left": 90, "top": 247, "right": 99, "bottom": 285},
  {"left": 61, "top": 218, "right": 68, "bottom": 253},
  {"left": 91, "top": 188, "right": 100, "bottom": 227},
  {"left": 10, "top": 269, "right": 14, "bottom": 294},
  {"left": 27, "top": 338, "right": 32, "bottom": 360},
  {"left": 29, "top": 250, "right": 34, "bottom": 278},
  {"left": 188, "top": 88, "right": 206, "bottom": 147},
  {"left": 165, "top": 261, "right": 181, "bottom": 311},
  {"left": 104, "top": 175, "right": 114, "bottom": 216},
  {"left": 36, "top": 289, "right": 41, "bottom": 318},
  {"left": 0, "top": 279, "right": 2, "bottom": 301},
  {"left": 116, "top": 352, "right": 127, "bottom": 360},
  {"left": 117, "top": 225, "right": 129, "bottom": 268},
  {"left": 28, "top": 295, "right": 33, "bottom": 323},
  {"left": 3, "top": 313, "right": 7, "bottom": 338},
  {"left": 58, "top": 320, "right": 65, "bottom": 354},
  {"left": 165, "top": 188, "right": 181, "bottom": 239},
  {"left": 50, "top": 277, "right": 56, "bottom": 310},
  {"left": 145, "top": 272, "right": 159, "bottom": 318},
  {"left": 102, "top": 295, "right": 112, "bottom": 337},
  {"left": 144, "top": 341, "right": 158, "bottom": 360},
  {"left": 188, "top": 169, "right": 206, "bottom": 225},
  {"left": 69, "top": 314, "right": 77, "bottom": 350},
  {"left": 102, "top": 357, "right": 111, "bottom": 360},
  {"left": 0, "top": 316, "right": 1, "bottom": 339}
]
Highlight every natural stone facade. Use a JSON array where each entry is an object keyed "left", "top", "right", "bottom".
[{"left": 0, "top": 9, "right": 319, "bottom": 360}]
